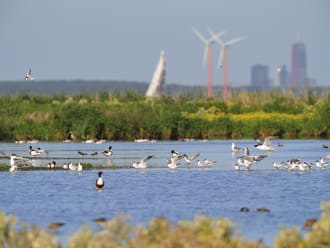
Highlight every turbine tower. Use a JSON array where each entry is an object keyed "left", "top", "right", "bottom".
[
  {"left": 214, "top": 33, "right": 245, "bottom": 99},
  {"left": 193, "top": 28, "right": 224, "bottom": 97}
]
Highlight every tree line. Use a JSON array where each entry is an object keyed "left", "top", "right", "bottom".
[{"left": 0, "top": 91, "right": 329, "bottom": 141}]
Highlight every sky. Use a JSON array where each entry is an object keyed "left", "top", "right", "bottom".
[{"left": 1, "top": 0, "right": 329, "bottom": 87}]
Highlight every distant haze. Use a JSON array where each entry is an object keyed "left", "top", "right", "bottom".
[{"left": 1, "top": 0, "right": 329, "bottom": 87}]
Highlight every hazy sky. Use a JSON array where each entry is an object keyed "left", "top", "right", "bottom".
[{"left": 1, "top": 0, "right": 329, "bottom": 87}]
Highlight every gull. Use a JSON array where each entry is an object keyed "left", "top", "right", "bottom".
[
  {"left": 167, "top": 157, "right": 180, "bottom": 170},
  {"left": 254, "top": 136, "right": 278, "bottom": 151},
  {"left": 297, "top": 161, "right": 312, "bottom": 171},
  {"left": 95, "top": 171, "right": 104, "bottom": 189},
  {"left": 9, "top": 165, "right": 17, "bottom": 173},
  {"left": 231, "top": 143, "right": 242, "bottom": 152},
  {"left": 242, "top": 147, "right": 267, "bottom": 162},
  {"left": 132, "top": 155, "right": 153, "bottom": 169},
  {"left": 233, "top": 163, "right": 241, "bottom": 171},
  {"left": 183, "top": 153, "right": 200, "bottom": 164},
  {"left": 197, "top": 159, "right": 215, "bottom": 167},
  {"left": 77, "top": 162, "right": 83, "bottom": 172},
  {"left": 24, "top": 68, "right": 34, "bottom": 81},
  {"left": 29, "top": 145, "right": 42, "bottom": 156},
  {"left": 171, "top": 149, "right": 183, "bottom": 159},
  {"left": 69, "top": 162, "right": 77, "bottom": 171},
  {"left": 322, "top": 154, "right": 330, "bottom": 160},
  {"left": 102, "top": 146, "right": 113, "bottom": 157},
  {"left": 315, "top": 158, "right": 329, "bottom": 168},
  {"left": 62, "top": 163, "right": 68, "bottom": 170},
  {"left": 272, "top": 162, "right": 284, "bottom": 169}
]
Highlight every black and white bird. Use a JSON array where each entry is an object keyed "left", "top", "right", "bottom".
[
  {"left": 102, "top": 146, "right": 113, "bottom": 157},
  {"left": 95, "top": 171, "right": 104, "bottom": 189},
  {"left": 29, "top": 146, "right": 42, "bottom": 156},
  {"left": 183, "top": 153, "right": 200, "bottom": 164}
]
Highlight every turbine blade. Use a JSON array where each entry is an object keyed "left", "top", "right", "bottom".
[
  {"left": 207, "top": 28, "right": 226, "bottom": 43},
  {"left": 218, "top": 47, "right": 224, "bottom": 68},
  {"left": 226, "top": 36, "right": 246, "bottom": 46},
  {"left": 192, "top": 27, "right": 207, "bottom": 44}
]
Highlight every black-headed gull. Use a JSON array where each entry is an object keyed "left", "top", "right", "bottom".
[
  {"left": 183, "top": 153, "right": 200, "bottom": 164},
  {"left": 132, "top": 155, "right": 153, "bottom": 169},
  {"left": 254, "top": 136, "right": 278, "bottom": 151}
]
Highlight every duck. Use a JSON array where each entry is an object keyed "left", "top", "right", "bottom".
[
  {"left": 95, "top": 171, "right": 104, "bottom": 189},
  {"left": 132, "top": 155, "right": 153, "bottom": 169},
  {"left": 102, "top": 146, "right": 113, "bottom": 157},
  {"left": 47, "top": 161, "right": 56, "bottom": 169},
  {"left": 29, "top": 146, "right": 42, "bottom": 156}
]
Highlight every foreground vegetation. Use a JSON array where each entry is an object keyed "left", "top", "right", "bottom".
[
  {"left": 1, "top": 202, "right": 329, "bottom": 248},
  {"left": 0, "top": 91, "right": 329, "bottom": 141}
]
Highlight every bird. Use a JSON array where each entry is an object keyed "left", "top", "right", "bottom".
[
  {"left": 95, "top": 171, "right": 104, "bottom": 189},
  {"left": 36, "top": 147, "right": 47, "bottom": 154},
  {"left": 24, "top": 68, "right": 34, "bottom": 81},
  {"left": 132, "top": 155, "right": 153, "bottom": 169},
  {"left": 48, "top": 222, "right": 64, "bottom": 230},
  {"left": 272, "top": 161, "right": 284, "bottom": 169},
  {"left": 29, "top": 145, "right": 42, "bottom": 156},
  {"left": 322, "top": 144, "right": 328, "bottom": 149},
  {"left": 171, "top": 149, "right": 183, "bottom": 159},
  {"left": 91, "top": 151, "right": 98, "bottom": 156},
  {"left": 62, "top": 163, "right": 68, "bottom": 170},
  {"left": 77, "top": 162, "right": 83, "bottom": 172},
  {"left": 183, "top": 153, "right": 200, "bottom": 164},
  {"left": 254, "top": 136, "right": 278, "bottom": 151},
  {"left": 197, "top": 159, "right": 216, "bottom": 167},
  {"left": 78, "top": 150, "right": 87, "bottom": 156},
  {"left": 9, "top": 164, "right": 18, "bottom": 173},
  {"left": 47, "top": 161, "right": 56, "bottom": 169},
  {"left": 231, "top": 143, "right": 242, "bottom": 152},
  {"left": 102, "top": 146, "right": 113, "bottom": 157},
  {"left": 167, "top": 157, "right": 180, "bottom": 170},
  {"left": 68, "top": 162, "right": 77, "bottom": 171}
]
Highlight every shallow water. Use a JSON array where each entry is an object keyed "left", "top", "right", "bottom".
[{"left": 0, "top": 140, "right": 329, "bottom": 245}]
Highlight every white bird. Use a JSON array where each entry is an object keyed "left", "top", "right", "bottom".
[
  {"left": 47, "top": 161, "right": 56, "bottom": 169},
  {"left": 62, "top": 163, "right": 68, "bottom": 170},
  {"left": 272, "top": 162, "right": 283, "bottom": 169},
  {"left": 315, "top": 158, "right": 329, "bottom": 168},
  {"left": 183, "top": 153, "right": 200, "bottom": 164},
  {"left": 68, "top": 162, "right": 77, "bottom": 171},
  {"left": 132, "top": 155, "right": 153, "bottom": 169},
  {"left": 24, "top": 68, "right": 34, "bottom": 81},
  {"left": 102, "top": 146, "right": 113, "bottom": 157},
  {"left": 9, "top": 165, "right": 17, "bottom": 173},
  {"left": 322, "top": 154, "right": 330, "bottom": 160},
  {"left": 167, "top": 157, "right": 180, "bottom": 170},
  {"left": 77, "top": 162, "right": 83, "bottom": 172},
  {"left": 233, "top": 163, "right": 241, "bottom": 171},
  {"left": 197, "top": 159, "right": 215, "bottom": 167},
  {"left": 254, "top": 136, "right": 278, "bottom": 151},
  {"left": 231, "top": 143, "right": 242, "bottom": 152}
]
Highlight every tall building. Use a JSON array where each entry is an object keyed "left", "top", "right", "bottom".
[
  {"left": 274, "top": 65, "right": 289, "bottom": 88},
  {"left": 251, "top": 64, "right": 269, "bottom": 89},
  {"left": 291, "top": 42, "right": 307, "bottom": 88}
]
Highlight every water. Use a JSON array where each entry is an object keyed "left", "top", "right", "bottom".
[{"left": 0, "top": 140, "right": 329, "bottom": 246}]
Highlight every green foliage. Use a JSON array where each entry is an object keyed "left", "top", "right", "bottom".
[
  {"left": 1, "top": 202, "right": 330, "bottom": 247},
  {"left": 0, "top": 91, "right": 328, "bottom": 141}
]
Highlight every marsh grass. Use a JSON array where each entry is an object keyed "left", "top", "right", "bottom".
[{"left": 1, "top": 202, "right": 330, "bottom": 248}]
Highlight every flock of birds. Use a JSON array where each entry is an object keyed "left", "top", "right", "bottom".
[
  {"left": 231, "top": 136, "right": 330, "bottom": 171},
  {"left": 6, "top": 137, "right": 330, "bottom": 173}
]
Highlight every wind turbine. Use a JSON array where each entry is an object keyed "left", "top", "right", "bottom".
[
  {"left": 211, "top": 31, "right": 246, "bottom": 99},
  {"left": 193, "top": 28, "right": 224, "bottom": 97}
]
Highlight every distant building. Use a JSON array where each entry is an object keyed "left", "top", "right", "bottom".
[
  {"left": 291, "top": 42, "right": 308, "bottom": 88},
  {"left": 274, "top": 65, "right": 289, "bottom": 88},
  {"left": 251, "top": 64, "right": 269, "bottom": 89},
  {"left": 145, "top": 50, "right": 166, "bottom": 97}
]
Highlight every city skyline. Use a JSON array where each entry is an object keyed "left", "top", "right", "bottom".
[{"left": 1, "top": 0, "right": 329, "bottom": 87}]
